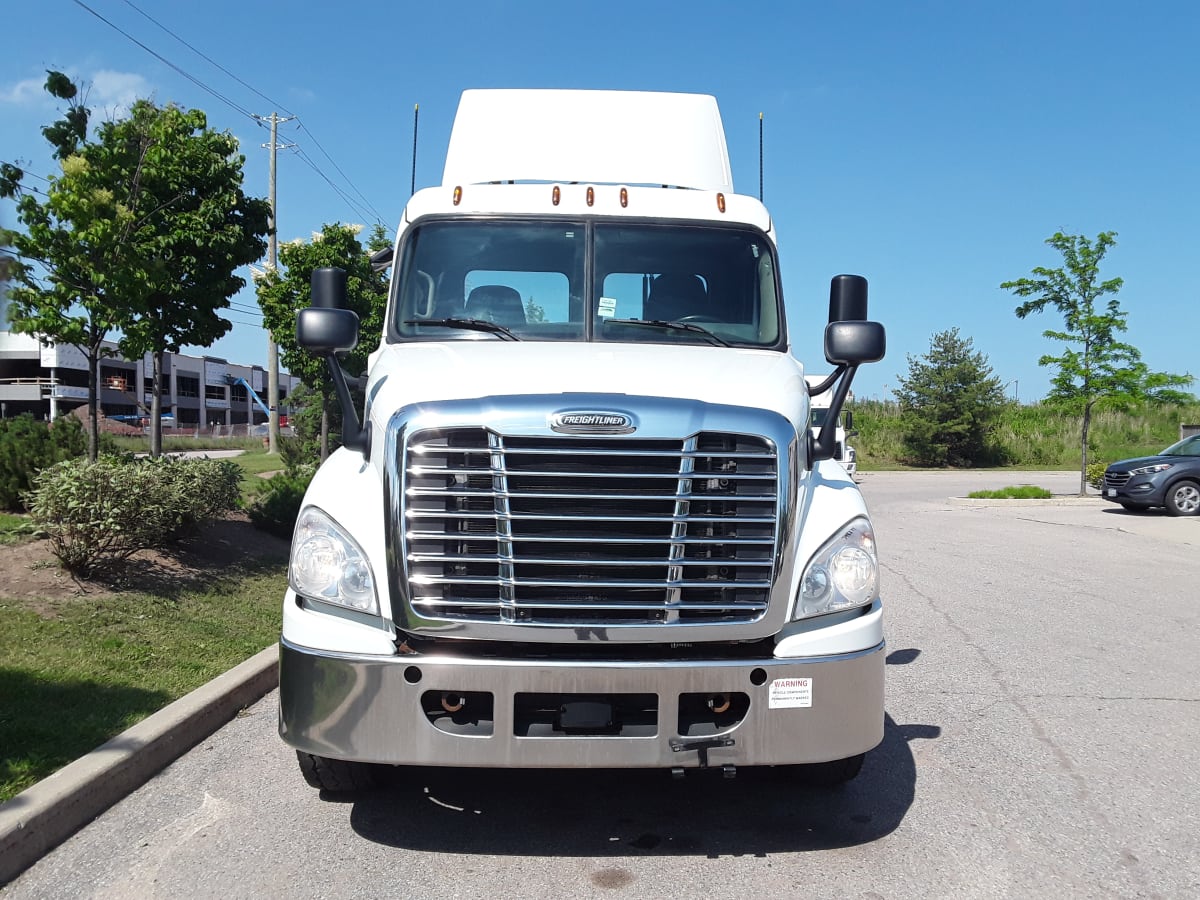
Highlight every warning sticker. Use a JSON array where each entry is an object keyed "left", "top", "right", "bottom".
[
  {"left": 598, "top": 296, "right": 617, "bottom": 318},
  {"left": 769, "top": 677, "right": 813, "bottom": 709}
]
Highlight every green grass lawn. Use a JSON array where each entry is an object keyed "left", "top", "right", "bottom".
[
  {"left": 0, "top": 536, "right": 286, "bottom": 803},
  {"left": 0, "top": 513, "right": 37, "bottom": 545},
  {"left": 967, "top": 485, "right": 1054, "bottom": 499}
]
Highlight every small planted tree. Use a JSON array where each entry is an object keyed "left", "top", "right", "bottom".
[
  {"left": 255, "top": 223, "right": 388, "bottom": 460},
  {"left": 1001, "top": 232, "right": 1193, "bottom": 495},
  {"left": 894, "top": 328, "right": 1007, "bottom": 467},
  {"left": 108, "top": 101, "right": 270, "bottom": 457}
]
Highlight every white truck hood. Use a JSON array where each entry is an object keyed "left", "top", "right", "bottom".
[{"left": 365, "top": 341, "right": 808, "bottom": 432}]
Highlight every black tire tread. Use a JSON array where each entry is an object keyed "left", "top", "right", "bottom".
[
  {"left": 791, "top": 753, "right": 866, "bottom": 786},
  {"left": 296, "top": 751, "right": 380, "bottom": 793}
]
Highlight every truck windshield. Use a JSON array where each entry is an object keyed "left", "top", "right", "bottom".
[{"left": 392, "top": 218, "right": 783, "bottom": 348}]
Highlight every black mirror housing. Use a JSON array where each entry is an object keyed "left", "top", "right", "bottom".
[
  {"left": 829, "top": 274, "right": 868, "bottom": 323},
  {"left": 296, "top": 307, "right": 360, "bottom": 355},
  {"left": 825, "top": 321, "right": 886, "bottom": 366},
  {"left": 311, "top": 266, "right": 348, "bottom": 309}
]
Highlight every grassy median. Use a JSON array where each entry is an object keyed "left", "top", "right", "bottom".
[{"left": 0, "top": 449, "right": 289, "bottom": 804}]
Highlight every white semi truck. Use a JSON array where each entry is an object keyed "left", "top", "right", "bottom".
[
  {"left": 806, "top": 375, "right": 858, "bottom": 478},
  {"left": 279, "top": 89, "right": 887, "bottom": 790}
]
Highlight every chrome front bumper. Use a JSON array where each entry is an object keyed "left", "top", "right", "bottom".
[{"left": 278, "top": 638, "right": 885, "bottom": 769}]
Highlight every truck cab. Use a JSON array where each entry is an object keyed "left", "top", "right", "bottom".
[
  {"left": 806, "top": 375, "right": 858, "bottom": 478},
  {"left": 279, "top": 89, "right": 886, "bottom": 789}
]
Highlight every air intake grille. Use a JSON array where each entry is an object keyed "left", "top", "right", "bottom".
[
  {"left": 1104, "top": 471, "right": 1131, "bottom": 487},
  {"left": 403, "top": 429, "right": 779, "bottom": 626}
]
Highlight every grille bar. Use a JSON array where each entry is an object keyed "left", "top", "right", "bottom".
[
  {"left": 407, "top": 511, "right": 777, "bottom": 524},
  {"left": 403, "top": 428, "right": 779, "bottom": 626},
  {"left": 409, "top": 554, "right": 775, "bottom": 568},
  {"left": 411, "top": 598, "right": 771, "bottom": 612}
]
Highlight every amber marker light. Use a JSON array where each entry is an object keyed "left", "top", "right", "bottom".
[
  {"left": 620, "top": 187, "right": 628, "bottom": 208},
  {"left": 716, "top": 192, "right": 726, "bottom": 213},
  {"left": 586, "top": 186, "right": 595, "bottom": 207},
  {"left": 452, "top": 186, "right": 462, "bottom": 206},
  {"left": 552, "top": 185, "right": 561, "bottom": 206}
]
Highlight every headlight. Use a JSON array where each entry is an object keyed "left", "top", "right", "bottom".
[
  {"left": 1130, "top": 463, "right": 1173, "bottom": 475},
  {"left": 795, "top": 517, "right": 878, "bottom": 619},
  {"left": 290, "top": 507, "right": 379, "bottom": 615}
]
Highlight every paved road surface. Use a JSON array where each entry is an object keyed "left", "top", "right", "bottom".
[{"left": 6, "top": 471, "right": 1198, "bottom": 898}]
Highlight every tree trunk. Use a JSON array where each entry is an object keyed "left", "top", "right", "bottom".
[
  {"left": 86, "top": 344, "right": 100, "bottom": 463},
  {"left": 150, "top": 348, "right": 164, "bottom": 458},
  {"left": 1079, "top": 403, "right": 1092, "bottom": 497}
]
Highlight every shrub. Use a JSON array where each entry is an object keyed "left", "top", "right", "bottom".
[
  {"left": 0, "top": 414, "right": 86, "bottom": 510},
  {"left": 1085, "top": 460, "right": 1107, "bottom": 491},
  {"left": 248, "top": 468, "right": 313, "bottom": 539},
  {"left": 27, "top": 456, "right": 243, "bottom": 574}
]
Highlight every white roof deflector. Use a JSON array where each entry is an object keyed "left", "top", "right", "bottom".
[{"left": 442, "top": 89, "right": 734, "bottom": 192}]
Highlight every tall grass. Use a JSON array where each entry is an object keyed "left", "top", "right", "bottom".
[{"left": 852, "top": 400, "right": 1200, "bottom": 469}]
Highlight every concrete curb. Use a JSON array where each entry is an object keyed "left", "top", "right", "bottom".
[
  {"left": 0, "top": 645, "right": 279, "bottom": 886},
  {"left": 947, "top": 495, "right": 1103, "bottom": 507}
]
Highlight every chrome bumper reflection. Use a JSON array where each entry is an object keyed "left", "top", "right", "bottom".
[{"left": 279, "top": 638, "right": 884, "bottom": 769}]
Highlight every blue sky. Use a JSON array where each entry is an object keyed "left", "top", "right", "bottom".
[{"left": 2, "top": 0, "right": 1197, "bottom": 402}]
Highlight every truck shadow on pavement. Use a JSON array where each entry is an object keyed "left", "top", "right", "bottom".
[{"left": 348, "top": 711, "right": 936, "bottom": 855}]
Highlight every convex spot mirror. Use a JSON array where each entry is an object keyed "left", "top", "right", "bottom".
[
  {"left": 296, "top": 307, "right": 360, "bottom": 355},
  {"left": 825, "top": 321, "right": 886, "bottom": 367}
]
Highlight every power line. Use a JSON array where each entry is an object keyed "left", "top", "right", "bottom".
[
  {"left": 289, "top": 146, "right": 380, "bottom": 226},
  {"left": 295, "top": 121, "right": 386, "bottom": 223},
  {"left": 68, "top": 0, "right": 260, "bottom": 124},
  {"left": 69, "top": 1, "right": 387, "bottom": 231},
  {"left": 112, "top": 1, "right": 383, "bottom": 224},
  {"left": 0, "top": 162, "right": 52, "bottom": 184},
  {"left": 118, "top": 0, "right": 296, "bottom": 118}
]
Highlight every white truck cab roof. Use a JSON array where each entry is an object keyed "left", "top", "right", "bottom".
[{"left": 442, "top": 89, "right": 733, "bottom": 191}]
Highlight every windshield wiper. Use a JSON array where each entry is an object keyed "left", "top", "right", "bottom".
[
  {"left": 404, "top": 318, "right": 521, "bottom": 341},
  {"left": 603, "top": 318, "right": 730, "bottom": 347}
]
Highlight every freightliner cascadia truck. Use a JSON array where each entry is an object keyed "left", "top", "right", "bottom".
[{"left": 279, "top": 89, "right": 887, "bottom": 790}]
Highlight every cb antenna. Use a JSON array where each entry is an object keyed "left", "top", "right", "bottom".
[
  {"left": 410, "top": 103, "right": 419, "bottom": 197},
  {"left": 758, "top": 112, "right": 764, "bottom": 202}
]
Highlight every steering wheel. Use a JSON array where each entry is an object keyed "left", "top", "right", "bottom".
[{"left": 675, "top": 315, "right": 721, "bottom": 324}]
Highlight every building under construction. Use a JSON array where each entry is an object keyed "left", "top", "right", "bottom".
[{"left": 0, "top": 328, "right": 300, "bottom": 432}]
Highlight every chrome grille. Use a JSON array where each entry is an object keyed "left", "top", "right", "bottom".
[
  {"left": 1105, "top": 471, "right": 1131, "bottom": 487},
  {"left": 403, "top": 428, "right": 779, "bottom": 626}
]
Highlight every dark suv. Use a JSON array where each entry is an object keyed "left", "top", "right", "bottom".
[{"left": 1103, "top": 434, "right": 1200, "bottom": 516}]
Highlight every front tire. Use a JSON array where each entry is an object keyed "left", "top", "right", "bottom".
[
  {"left": 776, "top": 753, "right": 866, "bottom": 786},
  {"left": 296, "top": 751, "right": 382, "bottom": 793},
  {"left": 1165, "top": 480, "right": 1200, "bottom": 516}
]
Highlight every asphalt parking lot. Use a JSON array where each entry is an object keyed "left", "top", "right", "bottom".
[{"left": 4, "top": 470, "right": 1198, "bottom": 899}]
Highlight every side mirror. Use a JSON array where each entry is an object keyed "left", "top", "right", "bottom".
[
  {"left": 296, "top": 307, "right": 360, "bottom": 355},
  {"left": 844, "top": 410, "right": 854, "bottom": 431},
  {"left": 300, "top": 267, "right": 368, "bottom": 455},
  {"left": 825, "top": 321, "right": 886, "bottom": 366},
  {"left": 369, "top": 246, "right": 394, "bottom": 273}
]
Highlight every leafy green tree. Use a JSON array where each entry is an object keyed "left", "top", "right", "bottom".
[
  {"left": 1001, "top": 232, "right": 1194, "bottom": 495},
  {"left": 894, "top": 328, "right": 1007, "bottom": 467},
  {"left": 105, "top": 101, "right": 270, "bottom": 456},
  {"left": 1, "top": 73, "right": 114, "bottom": 460},
  {"left": 1, "top": 74, "right": 269, "bottom": 460},
  {"left": 255, "top": 223, "right": 388, "bottom": 459}
]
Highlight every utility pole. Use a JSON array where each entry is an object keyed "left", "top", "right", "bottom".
[{"left": 257, "top": 111, "right": 295, "bottom": 454}]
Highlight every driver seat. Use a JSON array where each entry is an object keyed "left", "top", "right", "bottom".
[{"left": 644, "top": 273, "right": 711, "bottom": 322}]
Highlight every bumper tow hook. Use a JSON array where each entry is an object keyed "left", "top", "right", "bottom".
[{"left": 669, "top": 736, "right": 736, "bottom": 770}]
